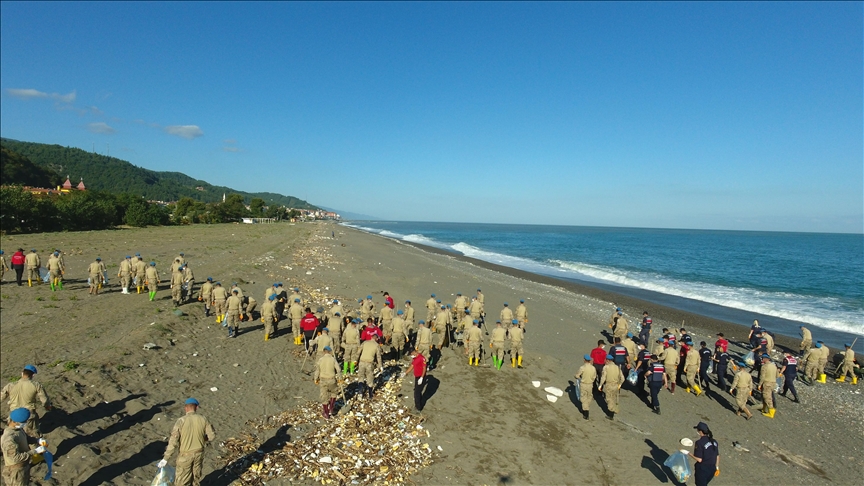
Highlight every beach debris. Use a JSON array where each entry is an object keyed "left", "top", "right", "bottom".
[
  {"left": 218, "top": 363, "right": 433, "bottom": 485},
  {"left": 546, "top": 395, "right": 558, "bottom": 403},
  {"left": 732, "top": 441, "right": 750, "bottom": 452},
  {"left": 210, "top": 387, "right": 218, "bottom": 392},
  {"left": 143, "top": 343, "right": 159, "bottom": 350},
  {"left": 544, "top": 386, "right": 564, "bottom": 397},
  {"left": 680, "top": 438, "right": 694, "bottom": 447},
  {"left": 532, "top": 381, "right": 541, "bottom": 388},
  {"left": 138, "top": 363, "right": 145, "bottom": 367}
]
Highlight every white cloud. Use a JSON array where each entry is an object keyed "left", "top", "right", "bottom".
[
  {"left": 7, "top": 88, "right": 76, "bottom": 103},
  {"left": 164, "top": 125, "right": 203, "bottom": 139},
  {"left": 223, "top": 138, "right": 237, "bottom": 144},
  {"left": 222, "top": 146, "right": 240, "bottom": 152},
  {"left": 87, "top": 122, "right": 116, "bottom": 134},
  {"left": 90, "top": 106, "right": 103, "bottom": 115}
]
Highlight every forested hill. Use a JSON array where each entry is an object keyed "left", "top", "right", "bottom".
[{"left": 0, "top": 138, "right": 317, "bottom": 209}]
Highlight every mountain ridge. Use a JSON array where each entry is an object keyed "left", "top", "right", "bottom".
[{"left": 0, "top": 138, "right": 317, "bottom": 209}]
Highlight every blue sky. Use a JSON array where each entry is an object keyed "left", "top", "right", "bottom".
[{"left": 1, "top": 2, "right": 861, "bottom": 233}]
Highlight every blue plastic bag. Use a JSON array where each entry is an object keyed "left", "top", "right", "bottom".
[
  {"left": 627, "top": 368, "right": 638, "bottom": 385},
  {"left": 151, "top": 464, "right": 175, "bottom": 486},
  {"left": 574, "top": 379, "right": 581, "bottom": 401},
  {"left": 43, "top": 451, "right": 53, "bottom": 480},
  {"left": 663, "top": 450, "right": 692, "bottom": 483},
  {"left": 743, "top": 351, "right": 755, "bottom": 366}
]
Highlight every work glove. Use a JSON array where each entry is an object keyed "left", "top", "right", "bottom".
[
  {"left": 34, "top": 446, "right": 46, "bottom": 454},
  {"left": 715, "top": 468, "right": 720, "bottom": 477},
  {"left": 417, "top": 377, "right": 423, "bottom": 385},
  {"left": 157, "top": 459, "right": 168, "bottom": 468}
]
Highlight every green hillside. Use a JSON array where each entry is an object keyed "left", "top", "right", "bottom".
[
  {"left": 0, "top": 138, "right": 317, "bottom": 209},
  {"left": 0, "top": 145, "right": 63, "bottom": 188}
]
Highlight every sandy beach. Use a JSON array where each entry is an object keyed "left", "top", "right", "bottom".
[{"left": 1, "top": 221, "right": 861, "bottom": 485}]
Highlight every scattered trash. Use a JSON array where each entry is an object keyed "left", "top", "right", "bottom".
[
  {"left": 546, "top": 395, "right": 558, "bottom": 403},
  {"left": 544, "top": 387, "right": 563, "bottom": 397},
  {"left": 143, "top": 343, "right": 159, "bottom": 350},
  {"left": 138, "top": 364, "right": 145, "bottom": 367},
  {"left": 680, "top": 438, "right": 694, "bottom": 447},
  {"left": 532, "top": 381, "right": 541, "bottom": 388},
  {"left": 211, "top": 387, "right": 218, "bottom": 392},
  {"left": 732, "top": 441, "right": 750, "bottom": 452},
  {"left": 219, "top": 363, "right": 433, "bottom": 485}
]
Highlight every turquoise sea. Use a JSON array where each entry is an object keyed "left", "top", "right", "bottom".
[{"left": 343, "top": 221, "right": 863, "bottom": 350}]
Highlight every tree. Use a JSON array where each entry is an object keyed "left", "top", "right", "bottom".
[
  {"left": 125, "top": 201, "right": 151, "bottom": 227},
  {"left": 250, "top": 197, "right": 266, "bottom": 217}
]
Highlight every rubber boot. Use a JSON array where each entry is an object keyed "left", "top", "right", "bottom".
[
  {"left": 853, "top": 376, "right": 858, "bottom": 385},
  {"left": 670, "top": 383, "right": 676, "bottom": 394},
  {"left": 28, "top": 279, "right": 32, "bottom": 287},
  {"left": 511, "top": 358, "right": 516, "bottom": 368},
  {"left": 491, "top": 357, "right": 497, "bottom": 368},
  {"left": 817, "top": 373, "right": 826, "bottom": 383},
  {"left": 343, "top": 362, "right": 349, "bottom": 375},
  {"left": 322, "top": 404, "right": 330, "bottom": 419},
  {"left": 763, "top": 408, "right": 775, "bottom": 418},
  {"left": 468, "top": 357, "right": 473, "bottom": 366},
  {"left": 517, "top": 356, "right": 523, "bottom": 368},
  {"left": 58, "top": 280, "right": 63, "bottom": 290},
  {"left": 474, "top": 357, "right": 479, "bottom": 366},
  {"left": 836, "top": 376, "right": 846, "bottom": 383},
  {"left": 264, "top": 334, "right": 269, "bottom": 341},
  {"left": 693, "top": 384, "right": 703, "bottom": 396},
  {"left": 50, "top": 281, "right": 55, "bottom": 291},
  {"left": 350, "top": 362, "right": 356, "bottom": 374},
  {"left": 685, "top": 387, "right": 691, "bottom": 394},
  {"left": 582, "top": 410, "right": 589, "bottom": 420},
  {"left": 329, "top": 397, "right": 337, "bottom": 416},
  {"left": 606, "top": 412, "right": 614, "bottom": 421}
]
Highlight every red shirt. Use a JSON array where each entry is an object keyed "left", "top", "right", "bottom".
[
  {"left": 385, "top": 296, "right": 394, "bottom": 309},
  {"left": 300, "top": 313, "right": 319, "bottom": 332},
  {"left": 362, "top": 325, "right": 383, "bottom": 341},
  {"left": 590, "top": 347, "right": 607, "bottom": 366},
  {"left": 715, "top": 338, "right": 729, "bottom": 353},
  {"left": 412, "top": 353, "right": 427, "bottom": 377},
  {"left": 11, "top": 251, "right": 25, "bottom": 266}
]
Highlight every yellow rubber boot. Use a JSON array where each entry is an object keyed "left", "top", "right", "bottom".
[
  {"left": 28, "top": 279, "right": 32, "bottom": 287},
  {"left": 474, "top": 358, "right": 479, "bottom": 366},
  {"left": 468, "top": 357, "right": 473, "bottom": 366},
  {"left": 517, "top": 356, "right": 523, "bottom": 368},
  {"left": 836, "top": 377, "right": 845, "bottom": 383},
  {"left": 818, "top": 373, "right": 826, "bottom": 383},
  {"left": 686, "top": 387, "right": 691, "bottom": 394},
  {"left": 762, "top": 408, "right": 775, "bottom": 418},
  {"left": 264, "top": 334, "right": 269, "bottom": 342},
  {"left": 693, "top": 384, "right": 703, "bottom": 396},
  {"left": 853, "top": 376, "right": 858, "bottom": 385},
  {"left": 511, "top": 358, "right": 516, "bottom": 368}
]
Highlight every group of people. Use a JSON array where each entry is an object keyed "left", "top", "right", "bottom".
[{"left": 575, "top": 310, "right": 859, "bottom": 426}]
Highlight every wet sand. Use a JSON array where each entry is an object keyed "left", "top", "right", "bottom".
[{"left": 0, "top": 222, "right": 860, "bottom": 485}]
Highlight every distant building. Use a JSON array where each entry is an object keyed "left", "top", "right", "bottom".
[
  {"left": 195, "top": 186, "right": 205, "bottom": 191},
  {"left": 13, "top": 175, "right": 88, "bottom": 197}
]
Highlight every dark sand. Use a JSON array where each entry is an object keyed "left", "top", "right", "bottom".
[{"left": 1, "top": 222, "right": 861, "bottom": 485}]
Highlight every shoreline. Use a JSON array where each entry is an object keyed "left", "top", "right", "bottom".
[{"left": 346, "top": 224, "right": 860, "bottom": 355}]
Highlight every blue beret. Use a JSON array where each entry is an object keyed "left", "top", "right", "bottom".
[
  {"left": 431, "top": 294, "right": 436, "bottom": 297},
  {"left": 397, "top": 310, "right": 403, "bottom": 315},
  {"left": 322, "top": 328, "right": 329, "bottom": 332},
  {"left": 268, "top": 294, "right": 276, "bottom": 301},
  {"left": 324, "top": 346, "right": 332, "bottom": 351},
  {"left": 367, "top": 295, "right": 372, "bottom": 299},
  {"left": 24, "top": 364, "right": 37, "bottom": 374},
  {"left": 9, "top": 408, "right": 30, "bottom": 423},
  {"left": 512, "top": 320, "right": 518, "bottom": 324},
  {"left": 185, "top": 398, "right": 199, "bottom": 405},
  {"left": 520, "top": 299, "right": 524, "bottom": 303},
  {"left": 584, "top": 354, "right": 592, "bottom": 361},
  {"left": 504, "top": 302, "right": 508, "bottom": 306}
]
